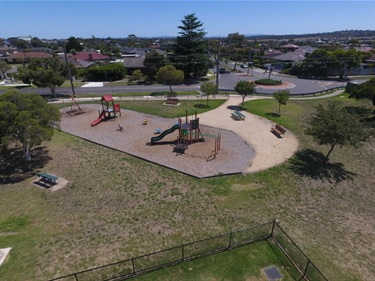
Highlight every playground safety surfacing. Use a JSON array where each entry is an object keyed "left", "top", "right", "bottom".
[{"left": 60, "top": 104, "right": 255, "bottom": 178}]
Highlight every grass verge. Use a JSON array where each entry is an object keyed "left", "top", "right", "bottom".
[{"left": 0, "top": 93, "right": 374, "bottom": 281}]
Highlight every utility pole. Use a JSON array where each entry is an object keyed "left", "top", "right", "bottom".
[
  {"left": 215, "top": 37, "right": 221, "bottom": 97},
  {"left": 62, "top": 40, "right": 81, "bottom": 111},
  {"left": 247, "top": 47, "right": 251, "bottom": 75}
]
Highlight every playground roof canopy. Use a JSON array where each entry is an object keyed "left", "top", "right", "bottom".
[{"left": 101, "top": 94, "right": 114, "bottom": 102}]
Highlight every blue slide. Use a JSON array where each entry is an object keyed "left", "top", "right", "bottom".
[{"left": 150, "top": 124, "right": 180, "bottom": 144}]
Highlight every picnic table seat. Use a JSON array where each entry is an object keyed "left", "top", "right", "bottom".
[
  {"left": 231, "top": 110, "right": 246, "bottom": 121},
  {"left": 37, "top": 173, "right": 58, "bottom": 184}
]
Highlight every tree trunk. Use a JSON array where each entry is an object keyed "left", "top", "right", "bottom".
[
  {"left": 241, "top": 96, "right": 245, "bottom": 109},
  {"left": 50, "top": 85, "right": 56, "bottom": 98},
  {"left": 324, "top": 143, "right": 336, "bottom": 163},
  {"left": 23, "top": 142, "right": 31, "bottom": 161},
  {"left": 206, "top": 95, "right": 209, "bottom": 107},
  {"left": 278, "top": 103, "right": 281, "bottom": 114},
  {"left": 169, "top": 84, "right": 172, "bottom": 93}
]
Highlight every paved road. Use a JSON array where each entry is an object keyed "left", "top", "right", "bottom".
[
  {"left": 1, "top": 65, "right": 364, "bottom": 97},
  {"left": 218, "top": 64, "right": 347, "bottom": 95},
  {"left": 0, "top": 84, "right": 199, "bottom": 96}
]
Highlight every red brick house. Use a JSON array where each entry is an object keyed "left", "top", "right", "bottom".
[
  {"left": 69, "top": 52, "right": 110, "bottom": 61},
  {"left": 3, "top": 51, "right": 52, "bottom": 63}
]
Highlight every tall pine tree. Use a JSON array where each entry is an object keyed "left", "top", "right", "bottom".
[{"left": 172, "top": 14, "right": 213, "bottom": 78}]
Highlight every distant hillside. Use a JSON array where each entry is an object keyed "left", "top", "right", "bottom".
[{"left": 245, "top": 30, "right": 375, "bottom": 40}]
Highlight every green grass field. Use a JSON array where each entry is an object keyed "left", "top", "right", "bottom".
[{"left": 0, "top": 93, "right": 374, "bottom": 281}]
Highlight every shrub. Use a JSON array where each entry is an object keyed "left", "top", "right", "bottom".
[{"left": 255, "top": 79, "right": 282, "bottom": 85}]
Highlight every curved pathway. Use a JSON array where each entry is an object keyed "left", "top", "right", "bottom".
[
  {"left": 199, "top": 96, "right": 300, "bottom": 173},
  {"left": 55, "top": 89, "right": 344, "bottom": 175}
]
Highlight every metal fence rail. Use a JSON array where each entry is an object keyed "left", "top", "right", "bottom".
[
  {"left": 220, "top": 85, "right": 345, "bottom": 97},
  {"left": 49, "top": 220, "right": 328, "bottom": 281},
  {"left": 270, "top": 221, "right": 329, "bottom": 281}
]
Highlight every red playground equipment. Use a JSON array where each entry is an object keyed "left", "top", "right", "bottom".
[{"left": 90, "top": 94, "right": 121, "bottom": 126}]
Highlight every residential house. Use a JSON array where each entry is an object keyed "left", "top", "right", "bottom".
[
  {"left": 3, "top": 51, "right": 52, "bottom": 63},
  {"left": 279, "top": 43, "right": 299, "bottom": 51},
  {"left": 270, "top": 45, "right": 318, "bottom": 69},
  {"left": 121, "top": 48, "right": 166, "bottom": 74},
  {"left": 69, "top": 52, "right": 110, "bottom": 61},
  {"left": 122, "top": 54, "right": 146, "bottom": 74}
]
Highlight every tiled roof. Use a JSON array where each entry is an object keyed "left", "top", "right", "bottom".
[
  {"left": 67, "top": 57, "right": 94, "bottom": 68},
  {"left": 70, "top": 52, "right": 110, "bottom": 61},
  {"left": 123, "top": 56, "right": 146, "bottom": 68},
  {"left": 280, "top": 43, "right": 299, "bottom": 49},
  {"left": 273, "top": 52, "right": 305, "bottom": 62},
  {"left": 6, "top": 52, "right": 52, "bottom": 59},
  {"left": 263, "top": 49, "right": 284, "bottom": 57},
  {"left": 295, "top": 46, "right": 317, "bottom": 54}
]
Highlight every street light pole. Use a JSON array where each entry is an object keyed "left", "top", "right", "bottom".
[
  {"left": 215, "top": 38, "right": 221, "bottom": 97},
  {"left": 62, "top": 40, "right": 81, "bottom": 111}
]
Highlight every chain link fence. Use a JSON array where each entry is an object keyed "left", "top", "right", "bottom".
[{"left": 49, "top": 220, "right": 328, "bottom": 281}]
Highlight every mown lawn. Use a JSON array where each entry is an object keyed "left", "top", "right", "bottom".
[
  {"left": 134, "top": 241, "right": 294, "bottom": 281},
  {"left": 0, "top": 93, "right": 374, "bottom": 281}
]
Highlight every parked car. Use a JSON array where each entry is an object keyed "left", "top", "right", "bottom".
[
  {"left": 219, "top": 68, "right": 227, "bottom": 74},
  {"left": 240, "top": 64, "right": 248, "bottom": 68}
]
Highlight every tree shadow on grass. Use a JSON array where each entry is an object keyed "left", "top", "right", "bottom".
[
  {"left": 227, "top": 105, "right": 242, "bottom": 111},
  {"left": 193, "top": 104, "right": 209, "bottom": 109},
  {"left": 0, "top": 146, "right": 52, "bottom": 184},
  {"left": 289, "top": 149, "right": 356, "bottom": 183},
  {"left": 265, "top": 112, "right": 281, "bottom": 118}
]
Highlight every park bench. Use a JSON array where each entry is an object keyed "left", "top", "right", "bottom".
[
  {"left": 231, "top": 110, "right": 245, "bottom": 121},
  {"left": 234, "top": 110, "right": 246, "bottom": 120},
  {"left": 231, "top": 112, "right": 241, "bottom": 120},
  {"left": 166, "top": 98, "right": 179, "bottom": 105},
  {"left": 271, "top": 124, "right": 287, "bottom": 138},
  {"left": 37, "top": 173, "right": 58, "bottom": 185}
]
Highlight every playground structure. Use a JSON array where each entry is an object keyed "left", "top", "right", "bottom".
[
  {"left": 149, "top": 111, "right": 205, "bottom": 154},
  {"left": 90, "top": 94, "right": 121, "bottom": 126},
  {"left": 174, "top": 111, "right": 205, "bottom": 153}
]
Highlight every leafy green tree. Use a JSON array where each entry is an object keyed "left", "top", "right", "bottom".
[
  {"left": 234, "top": 80, "right": 256, "bottom": 109},
  {"left": 172, "top": 14, "right": 213, "bottom": 78},
  {"left": 225, "top": 32, "right": 246, "bottom": 70},
  {"left": 15, "top": 39, "right": 30, "bottom": 51},
  {"left": 0, "top": 61, "right": 12, "bottom": 79},
  {"left": 305, "top": 102, "right": 371, "bottom": 163},
  {"left": 126, "top": 34, "right": 138, "bottom": 47},
  {"left": 143, "top": 50, "right": 167, "bottom": 80},
  {"left": 155, "top": 65, "right": 184, "bottom": 93},
  {"left": 329, "top": 49, "right": 361, "bottom": 79},
  {"left": 65, "top": 36, "right": 83, "bottom": 53},
  {"left": 349, "top": 77, "right": 375, "bottom": 106},
  {"left": 273, "top": 89, "right": 290, "bottom": 114},
  {"left": 31, "top": 37, "right": 46, "bottom": 48},
  {"left": 300, "top": 49, "right": 329, "bottom": 77},
  {"left": 17, "top": 65, "right": 32, "bottom": 85},
  {"left": 200, "top": 81, "right": 218, "bottom": 106},
  {"left": 27, "top": 57, "right": 68, "bottom": 98},
  {"left": 130, "top": 69, "right": 144, "bottom": 82},
  {"left": 83, "top": 63, "right": 126, "bottom": 82},
  {"left": 0, "top": 91, "right": 61, "bottom": 161},
  {"left": 299, "top": 49, "right": 362, "bottom": 79}
]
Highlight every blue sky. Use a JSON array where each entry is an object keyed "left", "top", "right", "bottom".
[{"left": 1, "top": 0, "right": 374, "bottom": 39}]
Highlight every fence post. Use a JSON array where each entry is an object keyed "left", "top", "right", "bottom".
[
  {"left": 181, "top": 245, "right": 185, "bottom": 261},
  {"left": 228, "top": 232, "right": 233, "bottom": 249},
  {"left": 131, "top": 258, "right": 136, "bottom": 275},
  {"left": 270, "top": 219, "right": 276, "bottom": 238},
  {"left": 300, "top": 260, "right": 310, "bottom": 280}
]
